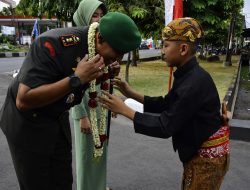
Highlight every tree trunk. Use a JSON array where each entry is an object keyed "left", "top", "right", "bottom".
[
  {"left": 224, "top": 13, "right": 236, "bottom": 67},
  {"left": 131, "top": 48, "right": 139, "bottom": 66},
  {"left": 125, "top": 51, "right": 131, "bottom": 83}
]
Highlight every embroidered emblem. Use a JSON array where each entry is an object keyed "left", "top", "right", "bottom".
[
  {"left": 66, "top": 93, "right": 75, "bottom": 104},
  {"left": 60, "top": 34, "right": 80, "bottom": 47},
  {"left": 44, "top": 41, "right": 56, "bottom": 57}
]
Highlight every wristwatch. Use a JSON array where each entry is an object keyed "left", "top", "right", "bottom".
[{"left": 69, "top": 74, "right": 81, "bottom": 89}]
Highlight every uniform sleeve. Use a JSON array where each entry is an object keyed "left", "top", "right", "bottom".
[{"left": 18, "top": 36, "right": 63, "bottom": 88}]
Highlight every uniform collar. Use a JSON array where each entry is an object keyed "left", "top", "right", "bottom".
[{"left": 173, "top": 56, "right": 198, "bottom": 79}]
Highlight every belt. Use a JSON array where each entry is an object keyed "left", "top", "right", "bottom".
[
  {"left": 201, "top": 128, "right": 229, "bottom": 148},
  {"left": 198, "top": 126, "right": 230, "bottom": 158}
]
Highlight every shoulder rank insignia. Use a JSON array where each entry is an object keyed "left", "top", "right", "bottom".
[{"left": 60, "top": 34, "right": 81, "bottom": 47}]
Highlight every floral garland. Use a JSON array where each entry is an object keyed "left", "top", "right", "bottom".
[{"left": 88, "top": 22, "right": 109, "bottom": 158}]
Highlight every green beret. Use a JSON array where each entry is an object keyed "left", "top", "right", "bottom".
[{"left": 99, "top": 12, "right": 141, "bottom": 53}]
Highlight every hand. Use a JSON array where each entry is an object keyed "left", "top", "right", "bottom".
[
  {"left": 75, "top": 54, "right": 105, "bottom": 84},
  {"left": 99, "top": 91, "right": 126, "bottom": 114},
  {"left": 99, "top": 90, "right": 136, "bottom": 120},
  {"left": 108, "top": 61, "right": 121, "bottom": 77},
  {"left": 80, "top": 117, "right": 92, "bottom": 134},
  {"left": 112, "top": 77, "right": 133, "bottom": 98}
]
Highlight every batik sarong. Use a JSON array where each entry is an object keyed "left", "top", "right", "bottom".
[{"left": 182, "top": 126, "right": 230, "bottom": 190}]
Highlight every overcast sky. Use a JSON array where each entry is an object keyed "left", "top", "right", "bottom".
[{"left": 1, "top": 0, "right": 250, "bottom": 28}]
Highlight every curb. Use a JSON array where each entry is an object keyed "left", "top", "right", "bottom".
[
  {"left": 0, "top": 52, "right": 28, "bottom": 58},
  {"left": 224, "top": 56, "right": 250, "bottom": 142},
  {"left": 223, "top": 60, "right": 241, "bottom": 112},
  {"left": 229, "top": 119, "right": 250, "bottom": 142}
]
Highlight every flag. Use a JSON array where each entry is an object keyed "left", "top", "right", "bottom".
[
  {"left": 31, "top": 19, "right": 39, "bottom": 39},
  {"left": 174, "top": 0, "right": 183, "bottom": 19},
  {"left": 164, "top": 0, "right": 174, "bottom": 25}
]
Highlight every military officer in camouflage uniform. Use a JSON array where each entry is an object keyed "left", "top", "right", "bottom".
[{"left": 0, "top": 12, "right": 141, "bottom": 190}]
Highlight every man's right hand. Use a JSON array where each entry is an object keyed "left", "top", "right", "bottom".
[{"left": 75, "top": 54, "right": 105, "bottom": 84}]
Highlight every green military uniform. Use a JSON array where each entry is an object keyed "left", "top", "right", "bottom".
[
  {"left": 0, "top": 11, "right": 142, "bottom": 190},
  {"left": 0, "top": 26, "right": 90, "bottom": 190}
]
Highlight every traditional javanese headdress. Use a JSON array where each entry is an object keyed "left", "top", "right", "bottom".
[{"left": 162, "top": 17, "right": 204, "bottom": 42}]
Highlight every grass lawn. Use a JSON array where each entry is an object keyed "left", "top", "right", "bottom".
[{"left": 117, "top": 55, "right": 239, "bottom": 102}]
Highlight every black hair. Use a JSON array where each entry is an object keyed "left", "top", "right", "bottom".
[{"left": 99, "top": 4, "right": 107, "bottom": 15}]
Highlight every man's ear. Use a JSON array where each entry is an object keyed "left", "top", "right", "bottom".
[
  {"left": 97, "top": 32, "right": 104, "bottom": 44},
  {"left": 180, "top": 43, "right": 189, "bottom": 56}
]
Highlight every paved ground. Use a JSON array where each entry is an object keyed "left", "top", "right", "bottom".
[{"left": 0, "top": 72, "right": 250, "bottom": 190}]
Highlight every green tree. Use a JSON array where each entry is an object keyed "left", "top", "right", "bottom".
[
  {"left": 16, "top": 0, "right": 39, "bottom": 17},
  {"left": 16, "top": 0, "right": 81, "bottom": 21},
  {"left": 104, "top": 0, "right": 164, "bottom": 81},
  {"left": 183, "top": 0, "right": 244, "bottom": 49},
  {"left": 105, "top": 0, "right": 164, "bottom": 40},
  {"left": 16, "top": 0, "right": 244, "bottom": 48},
  {"left": 0, "top": 7, "right": 14, "bottom": 16},
  {"left": 16, "top": 0, "right": 245, "bottom": 71}
]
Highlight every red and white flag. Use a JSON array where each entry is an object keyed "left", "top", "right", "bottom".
[{"left": 164, "top": 0, "right": 183, "bottom": 91}]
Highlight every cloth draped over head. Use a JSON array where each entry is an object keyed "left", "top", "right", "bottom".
[
  {"left": 162, "top": 17, "right": 204, "bottom": 42},
  {"left": 73, "top": 0, "right": 107, "bottom": 26},
  {"left": 99, "top": 12, "right": 141, "bottom": 53}
]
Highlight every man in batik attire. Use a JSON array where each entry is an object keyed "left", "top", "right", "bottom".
[{"left": 99, "top": 17, "right": 230, "bottom": 190}]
